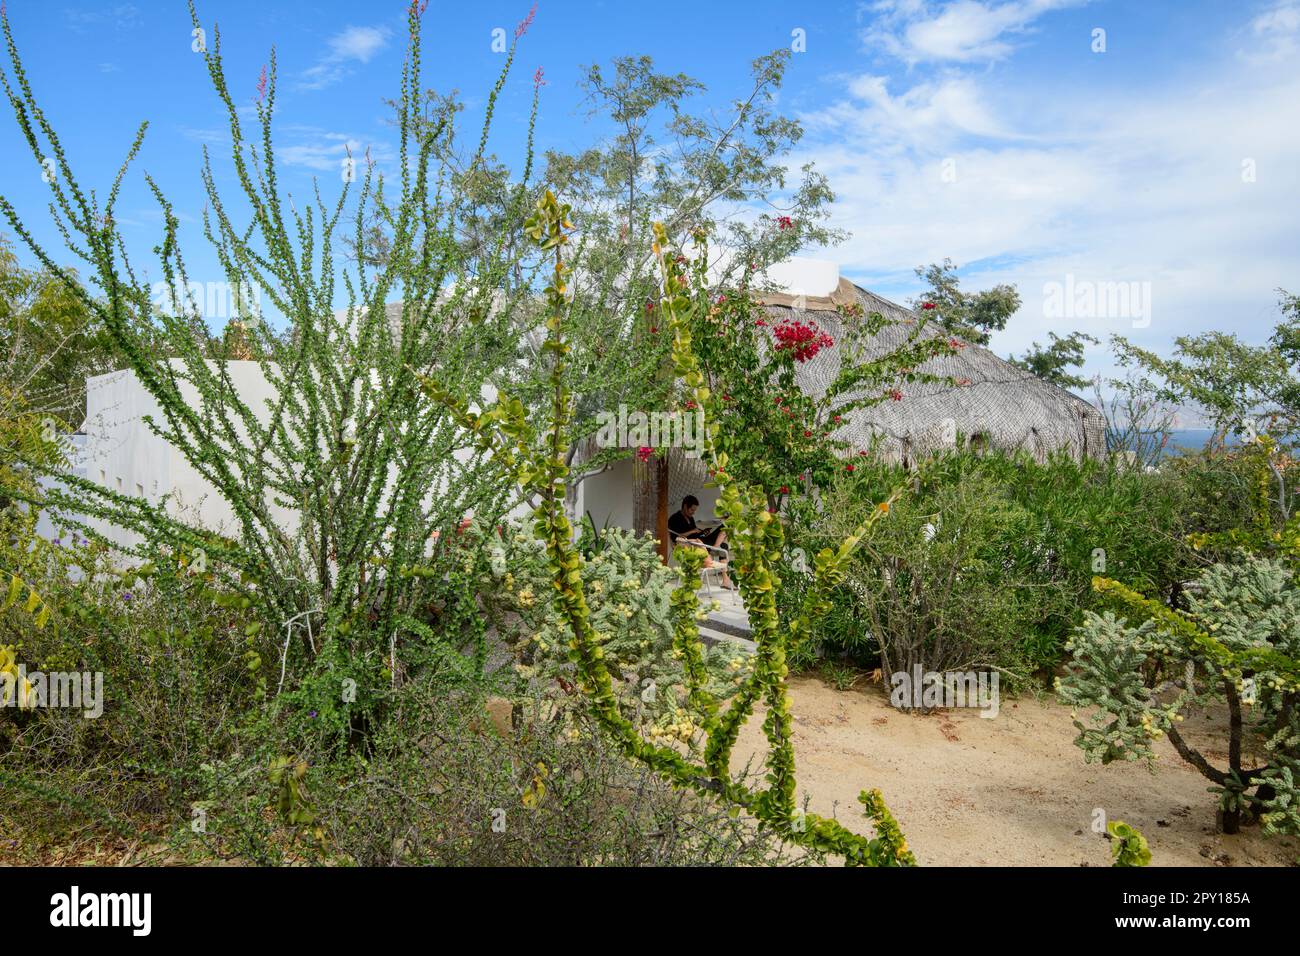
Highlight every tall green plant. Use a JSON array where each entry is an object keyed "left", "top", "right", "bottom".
[
  {"left": 0, "top": 3, "right": 546, "bottom": 698},
  {"left": 421, "top": 191, "right": 914, "bottom": 865}
]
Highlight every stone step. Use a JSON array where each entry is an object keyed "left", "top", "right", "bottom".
[{"left": 698, "top": 624, "right": 756, "bottom": 655}]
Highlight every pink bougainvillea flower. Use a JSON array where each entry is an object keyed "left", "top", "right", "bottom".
[
  {"left": 776, "top": 215, "right": 794, "bottom": 231},
  {"left": 889, "top": 389, "right": 903, "bottom": 401},
  {"left": 636, "top": 446, "right": 654, "bottom": 463},
  {"left": 779, "top": 485, "right": 790, "bottom": 494},
  {"left": 921, "top": 302, "right": 936, "bottom": 310},
  {"left": 948, "top": 337, "right": 966, "bottom": 350},
  {"left": 845, "top": 464, "right": 855, "bottom": 472}
]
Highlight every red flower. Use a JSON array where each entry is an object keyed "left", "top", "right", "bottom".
[
  {"left": 889, "top": 389, "right": 903, "bottom": 402},
  {"left": 776, "top": 215, "right": 794, "bottom": 231},
  {"left": 533, "top": 66, "right": 546, "bottom": 88},
  {"left": 803, "top": 430, "right": 812, "bottom": 438},
  {"left": 770, "top": 317, "right": 834, "bottom": 362},
  {"left": 921, "top": 302, "right": 936, "bottom": 310},
  {"left": 722, "top": 393, "right": 732, "bottom": 402},
  {"left": 845, "top": 464, "right": 856, "bottom": 472},
  {"left": 779, "top": 485, "right": 790, "bottom": 494},
  {"left": 833, "top": 415, "right": 842, "bottom": 423},
  {"left": 858, "top": 450, "right": 868, "bottom": 457},
  {"left": 636, "top": 446, "right": 654, "bottom": 463},
  {"left": 948, "top": 337, "right": 966, "bottom": 350},
  {"left": 649, "top": 326, "right": 657, "bottom": 334}
]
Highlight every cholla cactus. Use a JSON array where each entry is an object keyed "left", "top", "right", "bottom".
[
  {"left": 1059, "top": 555, "right": 1300, "bottom": 834},
  {"left": 499, "top": 525, "right": 749, "bottom": 730}
]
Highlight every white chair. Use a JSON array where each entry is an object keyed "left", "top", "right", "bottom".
[{"left": 670, "top": 534, "right": 731, "bottom": 597}]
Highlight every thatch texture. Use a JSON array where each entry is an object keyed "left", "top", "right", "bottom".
[
  {"left": 661, "top": 280, "right": 1105, "bottom": 498},
  {"left": 769, "top": 279, "right": 1104, "bottom": 464}
]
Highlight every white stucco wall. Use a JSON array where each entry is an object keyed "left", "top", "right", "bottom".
[{"left": 60, "top": 360, "right": 525, "bottom": 554}]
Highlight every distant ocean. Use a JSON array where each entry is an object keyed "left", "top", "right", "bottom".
[{"left": 1154, "top": 429, "right": 1239, "bottom": 459}]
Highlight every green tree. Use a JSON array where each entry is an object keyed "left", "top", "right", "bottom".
[
  {"left": 911, "top": 258, "right": 1021, "bottom": 346},
  {"left": 1010, "top": 330, "right": 1098, "bottom": 390},
  {"left": 1113, "top": 289, "right": 1300, "bottom": 446},
  {"left": 0, "top": 234, "right": 113, "bottom": 427}
]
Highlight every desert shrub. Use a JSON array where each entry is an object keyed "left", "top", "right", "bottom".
[
  {"left": 793, "top": 467, "right": 1062, "bottom": 690},
  {"left": 781, "top": 449, "right": 1210, "bottom": 676},
  {"left": 309, "top": 682, "right": 809, "bottom": 867},
  {"left": 1059, "top": 556, "right": 1300, "bottom": 835}
]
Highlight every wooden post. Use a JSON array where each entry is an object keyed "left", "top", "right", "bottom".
[
  {"left": 656, "top": 454, "right": 669, "bottom": 562},
  {"left": 633, "top": 453, "right": 670, "bottom": 562}
]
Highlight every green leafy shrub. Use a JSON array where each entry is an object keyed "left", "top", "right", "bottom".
[
  {"left": 1107, "top": 820, "right": 1152, "bottom": 867},
  {"left": 781, "top": 448, "right": 1209, "bottom": 676},
  {"left": 790, "top": 468, "right": 1056, "bottom": 690}
]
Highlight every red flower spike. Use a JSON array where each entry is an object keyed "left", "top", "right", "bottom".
[{"left": 515, "top": 2, "right": 537, "bottom": 38}]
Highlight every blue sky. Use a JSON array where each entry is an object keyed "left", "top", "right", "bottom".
[{"left": 1, "top": 0, "right": 1298, "bottom": 393}]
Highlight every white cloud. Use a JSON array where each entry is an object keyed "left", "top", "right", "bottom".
[
  {"left": 272, "top": 127, "right": 394, "bottom": 175},
  {"left": 864, "top": 0, "right": 1087, "bottom": 64},
  {"left": 1242, "top": 0, "right": 1300, "bottom": 63},
  {"left": 798, "top": 19, "right": 1300, "bottom": 382},
  {"left": 298, "top": 25, "right": 392, "bottom": 92}
]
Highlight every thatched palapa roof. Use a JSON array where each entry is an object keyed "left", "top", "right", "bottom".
[{"left": 746, "top": 277, "right": 1106, "bottom": 466}]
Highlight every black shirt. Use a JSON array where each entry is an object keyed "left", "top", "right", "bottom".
[{"left": 667, "top": 510, "right": 697, "bottom": 540}]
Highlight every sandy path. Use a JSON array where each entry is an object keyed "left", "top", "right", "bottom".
[{"left": 734, "top": 676, "right": 1298, "bottom": 866}]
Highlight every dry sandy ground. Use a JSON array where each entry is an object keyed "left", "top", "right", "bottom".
[{"left": 734, "top": 676, "right": 1298, "bottom": 867}]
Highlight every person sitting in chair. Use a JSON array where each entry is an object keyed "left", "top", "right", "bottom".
[{"left": 668, "top": 495, "right": 733, "bottom": 589}]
